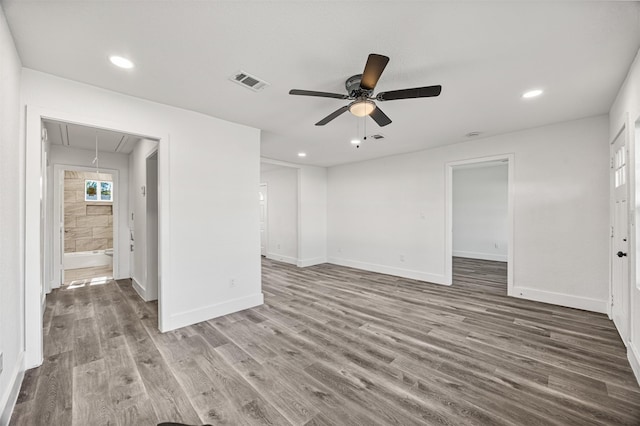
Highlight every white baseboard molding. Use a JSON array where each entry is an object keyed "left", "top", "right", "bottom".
[
  {"left": 328, "top": 257, "right": 449, "bottom": 285},
  {"left": 131, "top": 277, "right": 157, "bottom": 302},
  {"left": 162, "top": 292, "right": 264, "bottom": 332},
  {"left": 0, "top": 351, "right": 25, "bottom": 426},
  {"left": 453, "top": 250, "right": 507, "bottom": 262},
  {"left": 266, "top": 253, "right": 298, "bottom": 266},
  {"left": 131, "top": 277, "right": 149, "bottom": 301},
  {"left": 629, "top": 344, "right": 640, "bottom": 387},
  {"left": 297, "top": 257, "right": 327, "bottom": 268},
  {"left": 510, "top": 286, "right": 608, "bottom": 313}
]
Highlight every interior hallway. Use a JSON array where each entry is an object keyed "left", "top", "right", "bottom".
[{"left": 10, "top": 258, "right": 640, "bottom": 425}]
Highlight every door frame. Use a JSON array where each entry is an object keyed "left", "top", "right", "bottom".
[
  {"left": 25, "top": 106, "right": 170, "bottom": 368},
  {"left": 445, "top": 154, "right": 515, "bottom": 292},
  {"left": 259, "top": 183, "right": 268, "bottom": 257},
  {"left": 52, "top": 164, "right": 119, "bottom": 290}
]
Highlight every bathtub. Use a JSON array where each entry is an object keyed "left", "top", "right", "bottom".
[{"left": 64, "top": 249, "right": 113, "bottom": 270}]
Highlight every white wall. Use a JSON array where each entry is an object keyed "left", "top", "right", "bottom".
[
  {"left": 453, "top": 164, "right": 508, "bottom": 262},
  {"left": 49, "top": 145, "right": 129, "bottom": 281},
  {"left": 128, "top": 139, "right": 158, "bottom": 300},
  {"left": 260, "top": 167, "right": 298, "bottom": 264},
  {"left": 0, "top": 5, "right": 24, "bottom": 424},
  {"left": 21, "top": 69, "right": 262, "bottom": 369},
  {"left": 298, "top": 165, "right": 328, "bottom": 267},
  {"left": 609, "top": 47, "right": 640, "bottom": 385},
  {"left": 328, "top": 115, "right": 609, "bottom": 313}
]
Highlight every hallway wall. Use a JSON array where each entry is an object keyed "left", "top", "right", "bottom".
[{"left": 0, "top": 5, "right": 24, "bottom": 424}]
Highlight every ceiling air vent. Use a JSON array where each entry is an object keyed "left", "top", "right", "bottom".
[
  {"left": 370, "top": 134, "right": 385, "bottom": 140},
  {"left": 229, "top": 70, "right": 270, "bottom": 92}
]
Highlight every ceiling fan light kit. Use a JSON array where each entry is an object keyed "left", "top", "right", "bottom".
[
  {"left": 289, "top": 53, "right": 442, "bottom": 127},
  {"left": 349, "top": 100, "right": 376, "bottom": 117}
]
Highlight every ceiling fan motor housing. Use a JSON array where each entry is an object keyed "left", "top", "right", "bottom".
[{"left": 346, "top": 74, "right": 372, "bottom": 98}]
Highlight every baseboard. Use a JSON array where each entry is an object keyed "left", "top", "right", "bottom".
[
  {"left": 327, "top": 257, "right": 449, "bottom": 285},
  {"left": 453, "top": 250, "right": 507, "bottom": 262},
  {"left": 629, "top": 343, "right": 640, "bottom": 387},
  {"left": 162, "top": 292, "right": 264, "bottom": 332},
  {"left": 0, "top": 351, "right": 25, "bottom": 426},
  {"left": 131, "top": 277, "right": 149, "bottom": 301},
  {"left": 510, "top": 286, "right": 608, "bottom": 313},
  {"left": 266, "top": 253, "right": 297, "bottom": 266},
  {"left": 297, "top": 257, "right": 327, "bottom": 268}
]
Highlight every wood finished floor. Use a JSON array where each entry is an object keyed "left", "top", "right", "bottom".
[{"left": 10, "top": 257, "right": 640, "bottom": 425}]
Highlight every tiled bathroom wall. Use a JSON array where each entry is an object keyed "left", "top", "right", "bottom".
[{"left": 64, "top": 171, "right": 113, "bottom": 252}]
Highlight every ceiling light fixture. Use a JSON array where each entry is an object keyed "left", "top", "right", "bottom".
[
  {"left": 522, "top": 89, "right": 543, "bottom": 99},
  {"left": 349, "top": 100, "right": 376, "bottom": 117},
  {"left": 350, "top": 139, "right": 360, "bottom": 145},
  {"left": 109, "top": 55, "right": 134, "bottom": 69},
  {"left": 298, "top": 152, "right": 307, "bottom": 157}
]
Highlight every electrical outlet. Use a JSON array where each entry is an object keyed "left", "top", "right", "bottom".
[
  {"left": 230, "top": 278, "right": 236, "bottom": 288},
  {"left": 277, "top": 243, "right": 281, "bottom": 249},
  {"left": 400, "top": 255, "right": 405, "bottom": 262}
]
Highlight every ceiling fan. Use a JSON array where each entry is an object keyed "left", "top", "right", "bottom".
[{"left": 289, "top": 53, "right": 442, "bottom": 127}]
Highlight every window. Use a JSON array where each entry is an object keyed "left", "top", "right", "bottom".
[
  {"left": 85, "top": 179, "right": 113, "bottom": 202},
  {"left": 614, "top": 147, "right": 626, "bottom": 188}
]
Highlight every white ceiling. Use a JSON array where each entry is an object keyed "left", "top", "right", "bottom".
[
  {"left": 43, "top": 120, "right": 141, "bottom": 154},
  {"left": 4, "top": 1, "right": 640, "bottom": 167}
]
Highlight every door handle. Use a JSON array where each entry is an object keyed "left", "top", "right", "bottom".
[{"left": 617, "top": 251, "right": 627, "bottom": 258}]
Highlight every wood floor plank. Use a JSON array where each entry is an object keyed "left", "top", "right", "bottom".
[{"left": 10, "top": 257, "right": 640, "bottom": 425}]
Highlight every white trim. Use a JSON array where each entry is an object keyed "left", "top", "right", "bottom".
[
  {"left": 131, "top": 277, "right": 153, "bottom": 302},
  {"left": 297, "top": 257, "right": 327, "bottom": 267},
  {"left": 445, "top": 154, "right": 515, "bottom": 295},
  {"left": 0, "top": 351, "right": 25, "bottom": 426},
  {"left": 164, "top": 293, "right": 264, "bottom": 332},
  {"left": 25, "top": 105, "right": 170, "bottom": 365},
  {"left": 628, "top": 343, "right": 640, "bottom": 387},
  {"left": 452, "top": 251, "right": 507, "bottom": 262},
  {"left": 511, "top": 286, "right": 608, "bottom": 313},
  {"left": 266, "top": 253, "right": 298, "bottom": 265},
  {"left": 259, "top": 183, "right": 268, "bottom": 257},
  {"left": 328, "top": 256, "right": 448, "bottom": 285}
]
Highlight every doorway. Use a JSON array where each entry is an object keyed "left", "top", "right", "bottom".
[
  {"left": 446, "top": 155, "right": 514, "bottom": 293},
  {"left": 451, "top": 160, "right": 509, "bottom": 294},
  {"left": 25, "top": 107, "right": 167, "bottom": 369},
  {"left": 60, "top": 169, "right": 115, "bottom": 287}
]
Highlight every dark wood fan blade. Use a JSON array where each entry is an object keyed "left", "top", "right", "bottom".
[
  {"left": 315, "top": 105, "right": 349, "bottom": 126},
  {"left": 369, "top": 106, "right": 392, "bottom": 127},
  {"left": 289, "top": 89, "right": 349, "bottom": 100},
  {"left": 376, "top": 85, "right": 442, "bottom": 101},
  {"left": 360, "top": 54, "right": 390, "bottom": 91}
]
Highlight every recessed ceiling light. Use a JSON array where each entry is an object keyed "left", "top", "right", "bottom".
[
  {"left": 522, "top": 89, "right": 543, "bottom": 99},
  {"left": 350, "top": 139, "right": 360, "bottom": 145},
  {"left": 298, "top": 152, "right": 307, "bottom": 157},
  {"left": 109, "top": 55, "right": 134, "bottom": 69}
]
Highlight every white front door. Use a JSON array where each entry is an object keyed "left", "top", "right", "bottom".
[
  {"left": 259, "top": 184, "right": 268, "bottom": 256},
  {"left": 612, "top": 129, "right": 630, "bottom": 343}
]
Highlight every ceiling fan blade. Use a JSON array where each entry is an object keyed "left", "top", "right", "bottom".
[
  {"left": 289, "top": 89, "right": 349, "bottom": 100},
  {"left": 360, "top": 54, "right": 390, "bottom": 91},
  {"left": 376, "top": 85, "right": 442, "bottom": 101},
  {"left": 315, "top": 105, "right": 349, "bottom": 126},
  {"left": 369, "top": 106, "right": 392, "bottom": 127}
]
